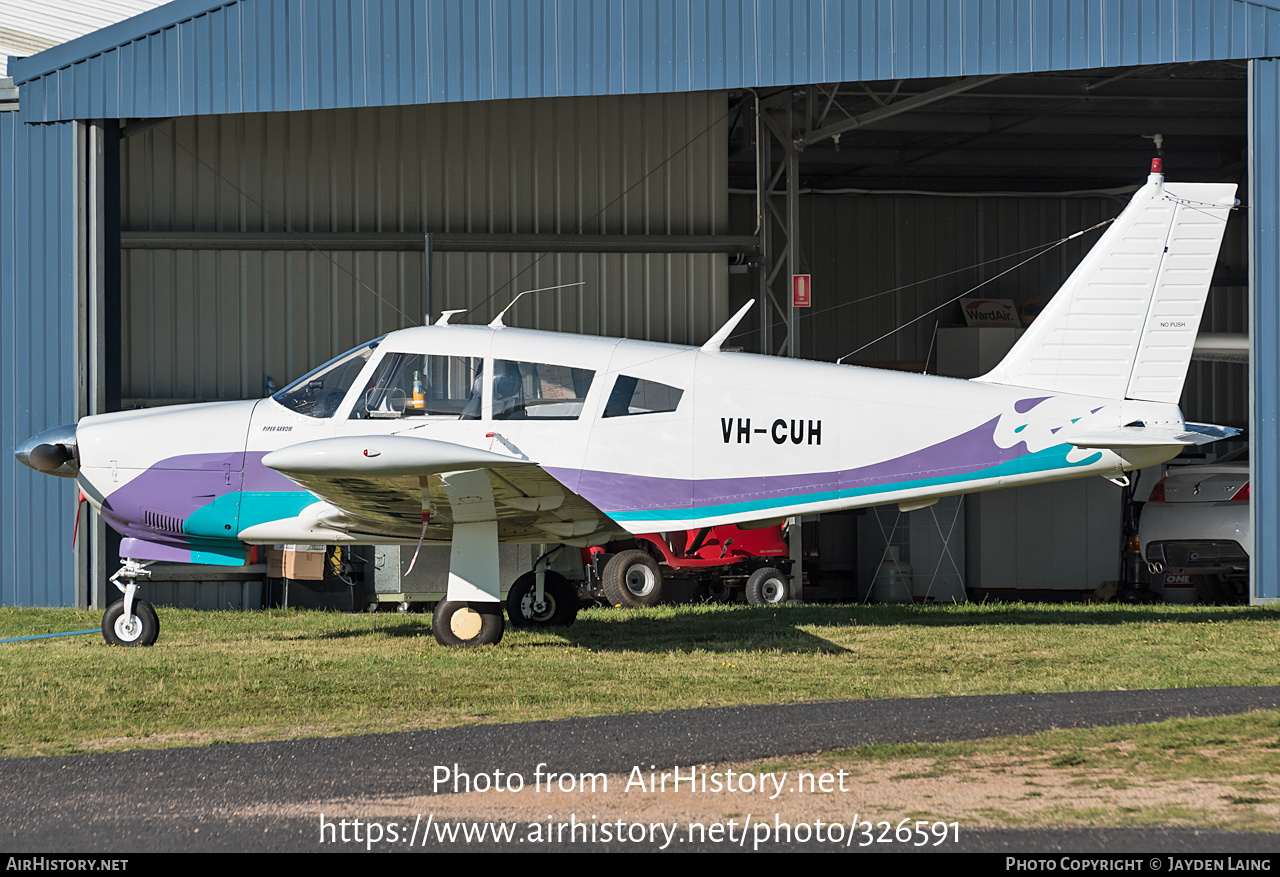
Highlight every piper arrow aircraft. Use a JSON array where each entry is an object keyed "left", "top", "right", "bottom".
[{"left": 16, "top": 162, "right": 1240, "bottom": 647}]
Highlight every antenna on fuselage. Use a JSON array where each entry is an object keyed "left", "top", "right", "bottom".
[
  {"left": 487, "top": 281, "right": 587, "bottom": 328},
  {"left": 434, "top": 309, "right": 467, "bottom": 326},
  {"left": 701, "top": 299, "right": 755, "bottom": 352}
]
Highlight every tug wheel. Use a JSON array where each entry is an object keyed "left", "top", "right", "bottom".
[
  {"left": 602, "top": 549, "right": 663, "bottom": 608},
  {"left": 745, "top": 567, "right": 789, "bottom": 606}
]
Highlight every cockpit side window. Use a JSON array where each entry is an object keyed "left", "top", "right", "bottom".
[
  {"left": 352, "top": 353, "right": 482, "bottom": 420},
  {"left": 492, "top": 360, "right": 595, "bottom": 420},
  {"left": 273, "top": 340, "right": 379, "bottom": 418},
  {"left": 603, "top": 376, "right": 684, "bottom": 417}
]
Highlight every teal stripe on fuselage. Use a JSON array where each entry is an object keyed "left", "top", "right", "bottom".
[
  {"left": 179, "top": 488, "right": 317, "bottom": 562},
  {"left": 611, "top": 443, "right": 1102, "bottom": 522},
  {"left": 189, "top": 541, "right": 250, "bottom": 565},
  {"left": 236, "top": 490, "right": 319, "bottom": 530},
  {"left": 183, "top": 490, "right": 316, "bottom": 534}
]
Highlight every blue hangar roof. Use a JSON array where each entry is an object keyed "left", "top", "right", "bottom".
[{"left": 9, "top": 0, "right": 1280, "bottom": 123}]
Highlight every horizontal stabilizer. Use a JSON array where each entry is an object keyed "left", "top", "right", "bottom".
[
  {"left": 1066, "top": 422, "right": 1241, "bottom": 450},
  {"left": 263, "top": 436, "right": 532, "bottom": 477}
]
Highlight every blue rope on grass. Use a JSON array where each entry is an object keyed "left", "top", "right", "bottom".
[{"left": 0, "top": 629, "right": 100, "bottom": 644}]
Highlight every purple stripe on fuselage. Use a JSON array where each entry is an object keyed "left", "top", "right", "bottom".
[
  {"left": 99, "top": 451, "right": 297, "bottom": 541},
  {"left": 119, "top": 537, "right": 195, "bottom": 564},
  {"left": 243, "top": 452, "right": 306, "bottom": 492},
  {"left": 1014, "top": 396, "right": 1051, "bottom": 414},
  {"left": 549, "top": 415, "right": 1034, "bottom": 514}
]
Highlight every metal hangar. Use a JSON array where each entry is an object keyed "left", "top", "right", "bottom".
[{"left": 2, "top": 0, "right": 1276, "bottom": 607}]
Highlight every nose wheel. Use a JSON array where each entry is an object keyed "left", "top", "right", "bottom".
[
  {"left": 104, "top": 559, "right": 160, "bottom": 647},
  {"left": 103, "top": 598, "right": 159, "bottom": 646}
]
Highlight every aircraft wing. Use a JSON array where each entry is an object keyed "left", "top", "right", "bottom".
[{"left": 254, "top": 436, "right": 623, "bottom": 545}]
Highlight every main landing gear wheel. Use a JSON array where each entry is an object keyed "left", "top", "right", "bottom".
[
  {"left": 102, "top": 599, "right": 160, "bottom": 646},
  {"left": 431, "top": 600, "right": 504, "bottom": 647},
  {"left": 745, "top": 567, "right": 789, "bottom": 606},
  {"left": 602, "top": 549, "right": 663, "bottom": 608},
  {"left": 506, "top": 570, "right": 579, "bottom": 628}
]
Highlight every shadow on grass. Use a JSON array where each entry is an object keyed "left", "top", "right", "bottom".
[
  {"left": 317, "top": 620, "right": 434, "bottom": 640},
  {"left": 270, "top": 601, "right": 1280, "bottom": 655},
  {"left": 307, "top": 608, "right": 850, "bottom": 653},
  {"left": 556, "top": 615, "right": 849, "bottom": 653},
  {"left": 535, "top": 601, "right": 1280, "bottom": 655},
  {"left": 778, "top": 602, "right": 1280, "bottom": 628}
]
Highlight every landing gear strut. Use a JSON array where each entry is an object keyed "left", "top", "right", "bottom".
[{"left": 103, "top": 559, "right": 160, "bottom": 646}]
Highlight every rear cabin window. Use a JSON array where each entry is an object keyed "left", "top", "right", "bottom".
[
  {"left": 603, "top": 376, "right": 684, "bottom": 417},
  {"left": 492, "top": 360, "right": 595, "bottom": 420}
]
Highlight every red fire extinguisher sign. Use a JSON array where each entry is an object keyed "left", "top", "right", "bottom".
[{"left": 792, "top": 274, "right": 811, "bottom": 308}]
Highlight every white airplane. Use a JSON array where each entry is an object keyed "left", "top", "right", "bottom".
[{"left": 16, "top": 162, "right": 1240, "bottom": 647}]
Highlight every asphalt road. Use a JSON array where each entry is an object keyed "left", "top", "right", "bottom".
[{"left": 2, "top": 686, "right": 1279, "bottom": 853}]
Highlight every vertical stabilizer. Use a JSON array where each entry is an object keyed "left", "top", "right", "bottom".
[{"left": 975, "top": 165, "right": 1236, "bottom": 403}]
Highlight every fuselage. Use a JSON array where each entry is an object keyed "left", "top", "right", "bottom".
[{"left": 58, "top": 321, "right": 1186, "bottom": 565}]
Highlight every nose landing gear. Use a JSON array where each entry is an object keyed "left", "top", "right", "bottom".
[{"left": 103, "top": 559, "right": 160, "bottom": 647}]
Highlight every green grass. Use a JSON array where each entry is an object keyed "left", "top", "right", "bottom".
[{"left": 0, "top": 601, "right": 1277, "bottom": 758}]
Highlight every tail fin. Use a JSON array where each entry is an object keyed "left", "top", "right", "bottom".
[{"left": 975, "top": 165, "right": 1236, "bottom": 403}]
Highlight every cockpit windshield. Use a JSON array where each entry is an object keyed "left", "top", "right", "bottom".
[{"left": 272, "top": 339, "right": 381, "bottom": 418}]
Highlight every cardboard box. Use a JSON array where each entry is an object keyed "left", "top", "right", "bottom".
[{"left": 266, "top": 545, "right": 327, "bottom": 580}]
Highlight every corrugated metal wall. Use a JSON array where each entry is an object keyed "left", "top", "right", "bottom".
[
  {"left": 122, "top": 95, "right": 722, "bottom": 236},
  {"left": 1250, "top": 57, "right": 1279, "bottom": 602},
  {"left": 120, "top": 93, "right": 728, "bottom": 402},
  {"left": 789, "top": 193, "right": 1121, "bottom": 363},
  {"left": 0, "top": 114, "right": 78, "bottom": 606},
  {"left": 15, "top": 0, "right": 1280, "bottom": 123},
  {"left": 121, "top": 249, "right": 423, "bottom": 403},
  {"left": 431, "top": 252, "right": 726, "bottom": 345}
]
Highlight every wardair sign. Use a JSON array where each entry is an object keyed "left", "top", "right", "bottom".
[{"left": 962, "top": 298, "right": 1022, "bottom": 327}]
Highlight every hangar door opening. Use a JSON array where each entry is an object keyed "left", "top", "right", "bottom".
[{"left": 726, "top": 64, "right": 1248, "bottom": 602}]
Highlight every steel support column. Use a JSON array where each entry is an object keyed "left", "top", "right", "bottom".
[
  {"left": 1248, "top": 59, "right": 1278, "bottom": 603},
  {"left": 78, "top": 119, "right": 122, "bottom": 609},
  {"left": 755, "top": 91, "right": 801, "bottom": 359}
]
